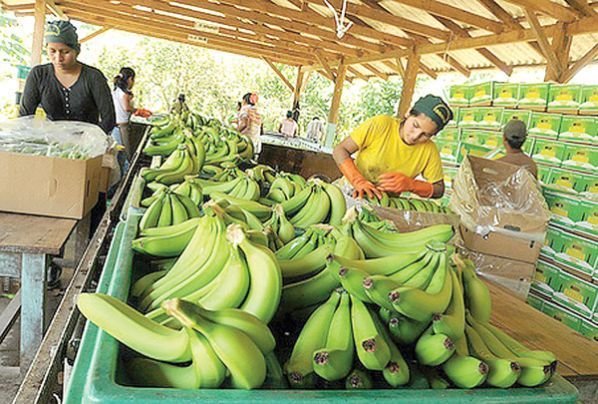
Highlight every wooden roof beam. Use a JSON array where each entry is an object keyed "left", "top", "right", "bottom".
[
  {"left": 565, "top": 0, "right": 596, "bottom": 17},
  {"left": 46, "top": 0, "right": 66, "bottom": 19},
  {"left": 383, "top": 0, "right": 504, "bottom": 33},
  {"left": 314, "top": 49, "right": 337, "bottom": 81},
  {"left": 523, "top": 8, "right": 563, "bottom": 78},
  {"left": 363, "top": 63, "right": 389, "bottom": 80},
  {"left": 79, "top": 26, "right": 112, "bottom": 44},
  {"left": 347, "top": 66, "right": 369, "bottom": 82},
  {"left": 304, "top": 0, "right": 451, "bottom": 40},
  {"left": 444, "top": 55, "right": 471, "bottom": 77},
  {"left": 418, "top": 62, "right": 438, "bottom": 79},
  {"left": 502, "top": 0, "right": 578, "bottom": 22},
  {"left": 262, "top": 57, "right": 295, "bottom": 92},
  {"left": 476, "top": 0, "right": 522, "bottom": 30},
  {"left": 561, "top": 42, "right": 598, "bottom": 83}
]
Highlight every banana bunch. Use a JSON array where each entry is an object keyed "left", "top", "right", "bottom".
[
  {"left": 132, "top": 217, "right": 200, "bottom": 258},
  {"left": 199, "top": 173, "right": 261, "bottom": 201},
  {"left": 210, "top": 192, "right": 272, "bottom": 221},
  {"left": 263, "top": 204, "right": 296, "bottom": 250},
  {"left": 138, "top": 188, "right": 201, "bottom": 232},
  {"left": 246, "top": 164, "right": 277, "bottom": 189},
  {"left": 280, "top": 179, "right": 346, "bottom": 228},
  {"left": 77, "top": 293, "right": 275, "bottom": 389},
  {"left": 202, "top": 135, "right": 252, "bottom": 165},
  {"left": 266, "top": 173, "right": 307, "bottom": 203},
  {"left": 141, "top": 177, "right": 203, "bottom": 208},
  {"left": 367, "top": 193, "right": 449, "bottom": 214},
  {"left": 144, "top": 126, "right": 186, "bottom": 156},
  {"left": 141, "top": 143, "right": 201, "bottom": 185},
  {"left": 201, "top": 163, "right": 244, "bottom": 182},
  {"left": 352, "top": 205, "right": 398, "bottom": 233}
]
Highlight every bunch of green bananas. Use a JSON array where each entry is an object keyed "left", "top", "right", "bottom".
[
  {"left": 144, "top": 126, "right": 187, "bottom": 156},
  {"left": 132, "top": 218, "right": 200, "bottom": 258},
  {"left": 246, "top": 164, "right": 277, "bottom": 189},
  {"left": 366, "top": 193, "right": 450, "bottom": 214},
  {"left": 198, "top": 173, "right": 261, "bottom": 201},
  {"left": 280, "top": 179, "right": 346, "bottom": 228},
  {"left": 262, "top": 204, "right": 296, "bottom": 250},
  {"left": 141, "top": 143, "right": 203, "bottom": 185},
  {"left": 77, "top": 293, "right": 276, "bottom": 389},
  {"left": 265, "top": 173, "right": 307, "bottom": 203},
  {"left": 200, "top": 132, "right": 254, "bottom": 164},
  {"left": 138, "top": 188, "right": 201, "bottom": 231}
]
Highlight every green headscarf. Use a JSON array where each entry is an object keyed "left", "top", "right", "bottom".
[
  {"left": 45, "top": 20, "right": 80, "bottom": 53},
  {"left": 413, "top": 94, "right": 453, "bottom": 131}
]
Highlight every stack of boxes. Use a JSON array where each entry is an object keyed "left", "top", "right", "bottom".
[{"left": 444, "top": 81, "right": 597, "bottom": 341}]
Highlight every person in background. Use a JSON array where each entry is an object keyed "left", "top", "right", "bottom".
[
  {"left": 333, "top": 94, "right": 452, "bottom": 199},
  {"left": 19, "top": 20, "right": 115, "bottom": 133},
  {"left": 306, "top": 116, "right": 324, "bottom": 143},
  {"left": 228, "top": 101, "right": 242, "bottom": 126},
  {"left": 279, "top": 110, "right": 298, "bottom": 137},
  {"left": 238, "top": 92, "right": 262, "bottom": 154},
  {"left": 497, "top": 119, "right": 538, "bottom": 179},
  {"left": 171, "top": 93, "right": 189, "bottom": 115},
  {"left": 112, "top": 67, "right": 136, "bottom": 175}
]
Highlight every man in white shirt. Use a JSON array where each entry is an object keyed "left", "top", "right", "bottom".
[
  {"left": 306, "top": 116, "right": 324, "bottom": 143},
  {"left": 279, "top": 110, "right": 298, "bottom": 137}
]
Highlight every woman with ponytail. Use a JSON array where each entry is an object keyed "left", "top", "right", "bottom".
[{"left": 111, "top": 67, "right": 136, "bottom": 173}]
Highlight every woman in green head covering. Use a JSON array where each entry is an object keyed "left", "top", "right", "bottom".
[
  {"left": 19, "top": 20, "right": 115, "bottom": 134},
  {"left": 332, "top": 94, "right": 453, "bottom": 200}
]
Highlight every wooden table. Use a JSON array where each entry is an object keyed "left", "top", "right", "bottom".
[
  {"left": 488, "top": 280, "right": 598, "bottom": 378},
  {"left": 259, "top": 143, "right": 341, "bottom": 181},
  {"left": 0, "top": 213, "right": 76, "bottom": 372}
]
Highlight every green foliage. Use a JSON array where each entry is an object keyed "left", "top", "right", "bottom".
[{"left": 0, "top": 10, "right": 29, "bottom": 66}]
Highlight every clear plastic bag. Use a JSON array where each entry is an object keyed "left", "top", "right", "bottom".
[
  {"left": 0, "top": 116, "right": 109, "bottom": 159},
  {"left": 450, "top": 156, "right": 550, "bottom": 241}
]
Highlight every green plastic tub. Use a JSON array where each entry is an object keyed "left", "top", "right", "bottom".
[{"left": 65, "top": 211, "right": 579, "bottom": 403}]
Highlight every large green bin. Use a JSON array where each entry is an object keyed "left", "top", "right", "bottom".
[{"left": 65, "top": 210, "right": 579, "bottom": 403}]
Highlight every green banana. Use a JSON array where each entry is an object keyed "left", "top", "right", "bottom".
[
  {"left": 414, "top": 326, "right": 455, "bottom": 366},
  {"left": 351, "top": 295, "right": 391, "bottom": 370},
  {"left": 442, "top": 354, "right": 489, "bottom": 389},
  {"left": 345, "top": 368, "right": 373, "bottom": 389},
  {"left": 388, "top": 314, "right": 430, "bottom": 346},
  {"left": 432, "top": 266, "right": 465, "bottom": 341},
  {"left": 462, "top": 260, "right": 492, "bottom": 324}
]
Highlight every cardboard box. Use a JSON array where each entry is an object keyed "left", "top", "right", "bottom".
[
  {"left": 547, "top": 84, "right": 582, "bottom": 114},
  {"left": 449, "top": 85, "right": 472, "bottom": 107},
  {"left": 537, "top": 165, "right": 552, "bottom": 185},
  {"left": 561, "top": 144, "right": 597, "bottom": 173},
  {"left": 579, "top": 319, "right": 598, "bottom": 342},
  {"left": 558, "top": 115, "right": 596, "bottom": 143},
  {"left": 436, "top": 127, "right": 461, "bottom": 142},
  {"left": 493, "top": 83, "right": 519, "bottom": 108},
  {"left": 501, "top": 109, "right": 532, "bottom": 129},
  {"left": 460, "top": 129, "right": 503, "bottom": 148},
  {"left": 579, "top": 85, "right": 598, "bottom": 115},
  {"left": 460, "top": 224, "right": 543, "bottom": 264},
  {"left": 541, "top": 226, "right": 565, "bottom": 258},
  {"left": 469, "top": 250, "right": 535, "bottom": 300},
  {"left": 553, "top": 231, "right": 597, "bottom": 277},
  {"left": 541, "top": 300, "right": 582, "bottom": 332},
  {"left": 553, "top": 269, "right": 597, "bottom": 319},
  {"left": 532, "top": 260, "right": 561, "bottom": 296},
  {"left": 470, "top": 81, "right": 495, "bottom": 107},
  {"left": 573, "top": 172, "right": 598, "bottom": 195},
  {"left": 575, "top": 198, "right": 598, "bottom": 236},
  {"left": 528, "top": 112, "right": 562, "bottom": 139},
  {"left": 518, "top": 83, "right": 550, "bottom": 111},
  {"left": 0, "top": 152, "right": 102, "bottom": 219},
  {"left": 457, "top": 142, "right": 495, "bottom": 163},
  {"left": 457, "top": 107, "right": 503, "bottom": 130},
  {"left": 436, "top": 140, "right": 460, "bottom": 164},
  {"left": 457, "top": 107, "right": 477, "bottom": 127},
  {"left": 543, "top": 190, "right": 582, "bottom": 225},
  {"left": 532, "top": 138, "right": 567, "bottom": 166},
  {"left": 543, "top": 167, "right": 577, "bottom": 194},
  {"left": 527, "top": 292, "right": 545, "bottom": 311},
  {"left": 443, "top": 166, "right": 459, "bottom": 189}
]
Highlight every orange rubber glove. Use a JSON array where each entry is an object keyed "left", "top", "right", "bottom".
[
  {"left": 377, "top": 172, "right": 434, "bottom": 198},
  {"left": 339, "top": 158, "right": 382, "bottom": 200}
]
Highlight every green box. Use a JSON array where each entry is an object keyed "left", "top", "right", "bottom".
[
  {"left": 541, "top": 301, "right": 582, "bottom": 332},
  {"left": 470, "top": 81, "right": 495, "bottom": 107},
  {"left": 493, "top": 83, "right": 519, "bottom": 108},
  {"left": 538, "top": 165, "right": 552, "bottom": 185},
  {"left": 542, "top": 226, "right": 566, "bottom": 257},
  {"left": 575, "top": 198, "right": 598, "bottom": 236},
  {"left": 532, "top": 138, "right": 567, "bottom": 166},
  {"left": 561, "top": 144, "right": 598, "bottom": 173},
  {"left": 544, "top": 167, "right": 577, "bottom": 194},
  {"left": 457, "top": 107, "right": 476, "bottom": 127},
  {"left": 528, "top": 112, "right": 562, "bottom": 139},
  {"left": 553, "top": 269, "right": 597, "bottom": 319},
  {"left": 547, "top": 84, "right": 582, "bottom": 114},
  {"left": 442, "top": 166, "right": 459, "bottom": 189},
  {"left": 501, "top": 109, "right": 532, "bottom": 129},
  {"left": 449, "top": 85, "right": 472, "bottom": 107},
  {"left": 436, "top": 127, "right": 461, "bottom": 142},
  {"left": 457, "top": 107, "right": 503, "bottom": 130},
  {"left": 573, "top": 172, "right": 598, "bottom": 196},
  {"left": 456, "top": 142, "right": 494, "bottom": 163},
  {"left": 543, "top": 190, "right": 582, "bottom": 225},
  {"left": 553, "top": 231, "right": 597, "bottom": 276},
  {"left": 435, "top": 140, "right": 460, "bottom": 164},
  {"left": 518, "top": 83, "right": 550, "bottom": 111},
  {"left": 526, "top": 292, "right": 545, "bottom": 311},
  {"left": 579, "top": 319, "right": 598, "bottom": 342},
  {"left": 532, "top": 260, "right": 561, "bottom": 296},
  {"left": 579, "top": 85, "right": 598, "bottom": 115},
  {"left": 460, "top": 129, "right": 502, "bottom": 147},
  {"left": 558, "top": 115, "right": 596, "bottom": 143}
]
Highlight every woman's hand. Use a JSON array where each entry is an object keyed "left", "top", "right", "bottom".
[{"left": 378, "top": 172, "right": 434, "bottom": 198}]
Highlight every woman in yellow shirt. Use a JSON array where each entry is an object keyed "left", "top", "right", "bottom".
[{"left": 333, "top": 94, "right": 453, "bottom": 199}]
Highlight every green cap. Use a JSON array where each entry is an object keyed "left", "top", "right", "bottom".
[
  {"left": 45, "top": 20, "right": 80, "bottom": 52},
  {"left": 503, "top": 119, "right": 527, "bottom": 142},
  {"left": 413, "top": 94, "right": 453, "bottom": 131}
]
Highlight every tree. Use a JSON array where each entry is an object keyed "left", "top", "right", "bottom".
[{"left": 0, "top": 10, "right": 29, "bottom": 66}]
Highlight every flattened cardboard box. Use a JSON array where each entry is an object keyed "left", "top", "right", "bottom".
[
  {"left": 460, "top": 224, "right": 542, "bottom": 264},
  {"left": 0, "top": 151, "right": 102, "bottom": 219}
]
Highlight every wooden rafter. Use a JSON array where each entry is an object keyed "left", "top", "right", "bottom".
[
  {"left": 444, "top": 55, "right": 471, "bottom": 77},
  {"left": 347, "top": 66, "right": 369, "bottom": 82},
  {"left": 79, "top": 26, "right": 112, "bottom": 44},
  {"left": 394, "top": 58, "right": 406, "bottom": 79},
  {"left": 523, "top": 8, "right": 563, "bottom": 79},
  {"left": 418, "top": 62, "right": 438, "bottom": 79},
  {"left": 305, "top": 0, "right": 451, "bottom": 40},
  {"left": 502, "top": 0, "right": 578, "bottom": 22},
  {"left": 382, "top": 0, "right": 504, "bottom": 33},
  {"left": 564, "top": 0, "right": 596, "bottom": 17},
  {"left": 544, "top": 22, "right": 570, "bottom": 82},
  {"left": 46, "top": 0, "right": 66, "bottom": 19},
  {"left": 561, "top": 43, "right": 598, "bottom": 83},
  {"left": 398, "top": 52, "right": 420, "bottom": 119},
  {"left": 363, "top": 63, "right": 389, "bottom": 80},
  {"left": 477, "top": 0, "right": 522, "bottom": 30},
  {"left": 262, "top": 57, "right": 295, "bottom": 92},
  {"left": 382, "top": 60, "right": 403, "bottom": 77},
  {"left": 314, "top": 49, "right": 337, "bottom": 81}
]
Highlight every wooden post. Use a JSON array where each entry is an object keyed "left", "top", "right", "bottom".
[
  {"left": 31, "top": 0, "right": 46, "bottom": 66},
  {"left": 292, "top": 65, "right": 304, "bottom": 109},
  {"left": 397, "top": 52, "right": 420, "bottom": 119},
  {"left": 544, "top": 22, "right": 570, "bottom": 82},
  {"left": 324, "top": 57, "right": 347, "bottom": 147}
]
